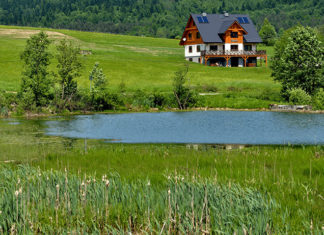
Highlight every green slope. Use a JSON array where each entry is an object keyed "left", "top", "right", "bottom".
[{"left": 0, "top": 25, "right": 280, "bottom": 108}]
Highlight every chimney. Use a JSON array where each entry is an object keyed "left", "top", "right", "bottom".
[
  {"left": 224, "top": 11, "right": 229, "bottom": 17},
  {"left": 202, "top": 12, "right": 207, "bottom": 17}
]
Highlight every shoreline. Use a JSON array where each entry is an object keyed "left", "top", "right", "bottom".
[{"left": 1, "top": 106, "right": 324, "bottom": 120}]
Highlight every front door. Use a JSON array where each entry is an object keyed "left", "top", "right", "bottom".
[{"left": 231, "top": 57, "right": 239, "bottom": 67}]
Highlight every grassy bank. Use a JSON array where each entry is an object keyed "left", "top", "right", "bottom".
[
  {"left": 0, "top": 119, "right": 323, "bottom": 233},
  {"left": 0, "top": 25, "right": 284, "bottom": 111}
]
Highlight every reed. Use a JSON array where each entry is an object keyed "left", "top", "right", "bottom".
[{"left": 0, "top": 166, "right": 275, "bottom": 234}]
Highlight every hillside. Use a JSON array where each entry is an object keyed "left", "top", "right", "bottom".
[
  {"left": 0, "top": 26, "right": 280, "bottom": 109},
  {"left": 0, "top": 0, "right": 322, "bottom": 38}
]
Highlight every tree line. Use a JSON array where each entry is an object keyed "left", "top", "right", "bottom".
[{"left": 0, "top": 0, "right": 323, "bottom": 38}]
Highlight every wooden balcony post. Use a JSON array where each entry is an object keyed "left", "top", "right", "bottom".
[
  {"left": 265, "top": 55, "right": 268, "bottom": 67},
  {"left": 243, "top": 56, "right": 247, "bottom": 67}
]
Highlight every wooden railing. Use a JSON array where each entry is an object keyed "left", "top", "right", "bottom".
[{"left": 201, "top": 50, "right": 267, "bottom": 56}]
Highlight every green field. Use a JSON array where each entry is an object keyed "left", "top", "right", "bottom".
[
  {"left": 0, "top": 25, "right": 282, "bottom": 110},
  {"left": 0, "top": 118, "right": 323, "bottom": 233},
  {"left": 1, "top": 25, "right": 322, "bottom": 233}
]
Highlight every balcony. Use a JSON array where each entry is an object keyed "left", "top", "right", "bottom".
[{"left": 201, "top": 50, "right": 267, "bottom": 56}]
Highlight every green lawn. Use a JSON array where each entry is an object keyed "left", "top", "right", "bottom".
[{"left": 0, "top": 25, "right": 278, "bottom": 96}]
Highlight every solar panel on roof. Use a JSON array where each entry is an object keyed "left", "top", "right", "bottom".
[
  {"left": 237, "top": 17, "right": 244, "bottom": 24},
  {"left": 197, "top": 16, "right": 203, "bottom": 23},
  {"left": 202, "top": 16, "right": 208, "bottom": 23},
  {"left": 243, "top": 17, "right": 249, "bottom": 24}
]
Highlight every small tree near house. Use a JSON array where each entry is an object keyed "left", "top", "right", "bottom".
[
  {"left": 259, "top": 18, "right": 277, "bottom": 46},
  {"left": 172, "top": 64, "right": 197, "bottom": 110}
]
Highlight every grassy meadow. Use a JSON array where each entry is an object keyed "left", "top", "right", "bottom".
[
  {"left": 0, "top": 25, "right": 323, "bottom": 233},
  {"left": 0, "top": 119, "right": 323, "bottom": 233},
  {"left": 0, "top": 25, "right": 282, "bottom": 109}
]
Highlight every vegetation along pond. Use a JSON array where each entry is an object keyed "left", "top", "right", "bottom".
[{"left": 43, "top": 111, "right": 324, "bottom": 145}]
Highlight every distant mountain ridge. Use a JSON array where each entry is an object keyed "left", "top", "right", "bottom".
[{"left": 0, "top": 0, "right": 322, "bottom": 38}]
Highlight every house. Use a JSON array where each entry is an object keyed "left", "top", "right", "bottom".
[{"left": 179, "top": 13, "right": 267, "bottom": 67}]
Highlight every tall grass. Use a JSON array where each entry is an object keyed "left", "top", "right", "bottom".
[{"left": 0, "top": 166, "right": 275, "bottom": 234}]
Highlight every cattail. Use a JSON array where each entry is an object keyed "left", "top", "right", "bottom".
[
  {"left": 81, "top": 181, "right": 85, "bottom": 187},
  {"left": 15, "top": 190, "right": 19, "bottom": 197},
  {"left": 17, "top": 178, "right": 20, "bottom": 184},
  {"left": 310, "top": 220, "right": 313, "bottom": 230},
  {"left": 168, "top": 189, "right": 171, "bottom": 195},
  {"left": 105, "top": 180, "right": 110, "bottom": 187}
]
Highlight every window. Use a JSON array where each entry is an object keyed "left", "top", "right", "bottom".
[
  {"left": 197, "top": 45, "right": 201, "bottom": 52},
  {"left": 188, "top": 33, "right": 192, "bottom": 40},
  {"left": 189, "top": 58, "right": 193, "bottom": 62},
  {"left": 196, "top": 32, "right": 201, "bottom": 39},
  {"left": 244, "top": 45, "right": 252, "bottom": 51},
  {"left": 189, "top": 46, "right": 192, "bottom": 53},
  {"left": 231, "top": 32, "right": 238, "bottom": 38},
  {"left": 210, "top": 45, "right": 218, "bottom": 51},
  {"left": 231, "top": 45, "right": 238, "bottom": 51}
]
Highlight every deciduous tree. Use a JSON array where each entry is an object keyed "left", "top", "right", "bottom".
[
  {"left": 259, "top": 18, "right": 277, "bottom": 46},
  {"left": 20, "top": 31, "right": 53, "bottom": 108},
  {"left": 56, "top": 39, "right": 82, "bottom": 109},
  {"left": 271, "top": 26, "right": 324, "bottom": 99},
  {"left": 172, "top": 64, "right": 197, "bottom": 110}
]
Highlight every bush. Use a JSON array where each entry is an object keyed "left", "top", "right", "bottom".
[
  {"left": 312, "top": 89, "right": 324, "bottom": 110},
  {"left": 288, "top": 88, "right": 312, "bottom": 105},
  {"left": 78, "top": 88, "right": 123, "bottom": 111},
  {"left": 132, "top": 89, "right": 153, "bottom": 109},
  {"left": 18, "top": 88, "right": 36, "bottom": 111}
]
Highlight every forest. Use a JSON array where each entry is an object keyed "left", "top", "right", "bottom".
[{"left": 0, "top": 0, "right": 322, "bottom": 38}]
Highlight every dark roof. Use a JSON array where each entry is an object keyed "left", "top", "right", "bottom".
[{"left": 191, "top": 13, "right": 262, "bottom": 43}]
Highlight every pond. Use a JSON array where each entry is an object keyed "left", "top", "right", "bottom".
[{"left": 43, "top": 111, "right": 324, "bottom": 145}]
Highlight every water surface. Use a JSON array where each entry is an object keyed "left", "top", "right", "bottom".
[{"left": 44, "top": 111, "right": 324, "bottom": 145}]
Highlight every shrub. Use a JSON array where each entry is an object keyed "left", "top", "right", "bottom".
[
  {"left": 78, "top": 88, "right": 123, "bottom": 111},
  {"left": 18, "top": 88, "right": 36, "bottom": 111},
  {"left": 288, "top": 88, "right": 312, "bottom": 105},
  {"left": 132, "top": 89, "right": 153, "bottom": 109},
  {"left": 312, "top": 89, "right": 324, "bottom": 110},
  {"left": 151, "top": 92, "right": 163, "bottom": 108}
]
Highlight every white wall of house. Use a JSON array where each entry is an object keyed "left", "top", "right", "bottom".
[
  {"left": 206, "top": 43, "right": 223, "bottom": 51},
  {"left": 224, "top": 43, "right": 244, "bottom": 51},
  {"left": 185, "top": 44, "right": 205, "bottom": 58}
]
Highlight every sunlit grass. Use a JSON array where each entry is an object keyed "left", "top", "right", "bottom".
[{"left": 0, "top": 25, "right": 280, "bottom": 110}]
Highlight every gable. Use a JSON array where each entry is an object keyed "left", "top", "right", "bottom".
[
  {"left": 179, "top": 15, "right": 204, "bottom": 45},
  {"left": 179, "top": 13, "right": 262, "bottom": 44},
  {"left": 223, "top": 21, "right": 247, "bottom": 44}
]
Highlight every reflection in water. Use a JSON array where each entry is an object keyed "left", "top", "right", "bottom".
[{"left": 43, "top": 111, "right": 324, "bottom": 145}]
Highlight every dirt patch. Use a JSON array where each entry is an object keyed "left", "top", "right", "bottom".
[{"left": 0, "top": 29, "right": 74, "bottom": 39}]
